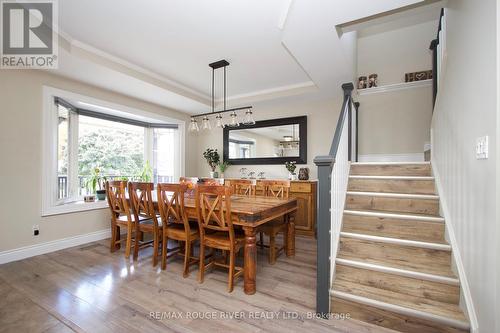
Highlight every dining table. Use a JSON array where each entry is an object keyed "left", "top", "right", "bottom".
[{"left": 150, "top": 192, "right": 298, "bottom": 295}]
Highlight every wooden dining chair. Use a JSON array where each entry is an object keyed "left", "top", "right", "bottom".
[
  {"left": 128, "top": 182, "right": 161, "bottom": 266},
  {"left": 230, "top": 179, "right": 256, "bottom": 197},
  {"left": 257, "top": 180, "right": 290, "bottom": 264},
  {"left": 106, "top": 180, "right": 144, "bottom": 258},
  {"left": 157, "top": 183, "right": 199, "bottom": 277},
  {"left": 195, "top": 185, "right": 245, "bottom": 292}
]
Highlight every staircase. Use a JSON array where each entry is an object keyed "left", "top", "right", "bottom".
[{"left": 330, "top": 162, "right": 470, "bottom": 333}]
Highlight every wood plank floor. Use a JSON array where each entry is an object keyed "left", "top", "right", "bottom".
[{"left": 0, "top": 236, "right": 395, "bottom": 333}]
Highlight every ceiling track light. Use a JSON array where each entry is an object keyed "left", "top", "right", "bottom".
[{"left": 188, "top": 59, "right": 254, "bottom": 133}]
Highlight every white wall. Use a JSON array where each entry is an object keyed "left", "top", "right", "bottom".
[
  {"left": 193, "top": 96, "right": 342, "bottom": 180},
  {"left": 358, "top": 21, "right": 436, "bottom": 86},
  {"left": 358, "top": 86, "right": 433, "bottom": 156},
  {"left": 0, "top": 70, "right": 196, "bottom": 253},
  {"left": 431, "top": 1, "right": 498, "bottom": 332},
  {"left": 356, "top": 21, "right": 436, "bottom": 157}
]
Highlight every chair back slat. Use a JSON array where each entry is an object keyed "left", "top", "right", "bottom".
[
  {"left": 106, "top": 180, "right": 131, "bottom": 219},
  {"left": 195, "top": 185, "right": 234, "bottom": 236},
  {"left": 157, "top": 183, "right": 188, "bottom": 229},
  {"left": 128, "top": 182, "right": 159, "bottom": 230},
  {"left": 260, "top": 180, "right": 290, "bottom": 199},
  {"left": 230, "top": 179, "right": 255, "bottom": 197}
]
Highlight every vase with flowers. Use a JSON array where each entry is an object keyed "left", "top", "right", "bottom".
[
  {"left": 285, "top": 161, "right": 297, "bottom": 180},
  {"left": 203, "top": 148, "right": 220, "bottom": 178}
]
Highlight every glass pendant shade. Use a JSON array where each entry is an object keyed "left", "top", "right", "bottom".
[
  {"left": 215, "top": 114, "right": 225, "bottom": 128},
  {"left": 188, "top": 118, "right": 199, "bottom": 132},
  {"left": 201, "top": 116, "right": 212, "bottom": 131},
  {"left": 243, "top": 109, "right": 256, "bottom": 125},
  {"left": 227, "top": 111, "right": 240, "bottom": 127}
]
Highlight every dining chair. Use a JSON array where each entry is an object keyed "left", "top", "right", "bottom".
[
  {"left": 128, "top": 182, "right": 162, "bottom": 266},
  {"left": 106, "top": 180, "right": 144, "bottom": 258},
  {"left": 195, "top": 185, "right": 244, "bottom": 292},
  {"left": 257, "top": 180, "right": 290, "bottom": 264},
  {"left": 157, "top": 183, "right": 199, "bottom": 277},
  {"left": 230, "top": 179, "right": 256, "bottom": 196}
]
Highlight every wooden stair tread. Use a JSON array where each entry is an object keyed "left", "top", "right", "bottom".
[
  {"left": 332, "top": 279, "right": 467, "bottom": 323},
  {"left": 348, "top": 178, "right": 436, "bottom": 195},
  {"left": 346, "top": 193, "right": 440, "bottom": 216},
  {"left": 330, "top": 297, "right": 469, "bottom": 333},
  {"left": 338, "top": 237, "right": 455, "bottom": 278},
  {"left": 350, "top": 163, "right": 432, "bottom": 177},
  {"left": 335, "top": 264, "right": 460, "bottom": 305},
  {"left": 344, "top": 209, "right": 444, "bottom": 220},
  {"left": 342, "top": 213, "right": 446, "bottom": 244}
]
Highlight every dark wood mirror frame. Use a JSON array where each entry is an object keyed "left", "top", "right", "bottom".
[{"left": 223, "top": 116, "right": 307, "bottom": 165}]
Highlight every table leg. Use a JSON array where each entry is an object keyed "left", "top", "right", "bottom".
[
  {"left": 243, "top": 226, "right": 257, "bottom": 295},
  {"left": 286, "top": 212, "right": 296, "bottom": 257}
]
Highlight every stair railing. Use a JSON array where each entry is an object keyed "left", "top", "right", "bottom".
[{"left": 313, "top": 82, "right": 358, "bottom": 316}]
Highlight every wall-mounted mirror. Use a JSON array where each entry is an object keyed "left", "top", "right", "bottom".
[{"left": 223, "top": 116, "right": 307, "bottom": 165}]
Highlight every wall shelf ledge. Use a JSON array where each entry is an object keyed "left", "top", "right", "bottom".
[{"left": 357, "top": 79, "right": 432, "bottom": 96}]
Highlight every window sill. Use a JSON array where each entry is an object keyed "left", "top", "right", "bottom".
[{"left": 42, "top": 200, "right": 108, "bottom": 217}]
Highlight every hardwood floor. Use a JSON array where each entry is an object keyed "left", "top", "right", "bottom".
[{"left": 0, "top": 236, "right": 393, "bottom": 333}]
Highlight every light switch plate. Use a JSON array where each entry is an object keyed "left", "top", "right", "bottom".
[{"left": 476, "top": 136, "right": 489, "bottom": 159}]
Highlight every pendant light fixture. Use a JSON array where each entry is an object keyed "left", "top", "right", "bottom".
[
  {"left": 242, "top": 108, "right": 255, "bottom": 125},
  {"left": 188, "top": 59, "right": 253, "bottom": 133},
  {"left": 215, "top": 113, "right": 225, "bottom": 128},
  {"left": 228, "top": 111, "right": 240, "bottom": 127},
  {"left": 189, "top": 118, "right": 200, "bottom": 132}
]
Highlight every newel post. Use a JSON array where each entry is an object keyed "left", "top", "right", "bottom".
[{"left": 313, "top": 155, "right": 334, "bottom": 316}]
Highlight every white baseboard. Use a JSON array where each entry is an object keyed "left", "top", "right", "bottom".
[
  {"left": 358, "top": 153, "right": 424, "bottom": 162},
  {"left": 431, "top": 163, "right": 479, "bottom": 333},
  {"left": 0, "top": 229, "right": 111, "bottom": 265}
]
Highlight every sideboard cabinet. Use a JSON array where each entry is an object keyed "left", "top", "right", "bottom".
[{"left": 224, "top": 179, "right": 317, "bottom": 237}]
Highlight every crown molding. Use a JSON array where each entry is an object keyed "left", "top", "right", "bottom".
[{"left": 53, "top": 30, "right": 318, "bottom": 112}]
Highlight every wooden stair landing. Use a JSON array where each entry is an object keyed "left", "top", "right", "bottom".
[{"left": 330, "top": 162, "right": 470, "bottom": 333}]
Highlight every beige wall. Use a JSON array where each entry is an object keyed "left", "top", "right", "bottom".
[
  {"left": 358, "top": 21, "right": 436, "bottom": 86},
  {"left": 0, "top": 70, "right": 196, "bottom": 253},
  {"left": 356, "top": 21, "right": 435, "bottom": 156},
  {"left": 194, "top": 97, "right": 342, "bottom": 180},
  {"left": 358, "top": 86, "right": 433, "bottom": 155},
  {"left": 230, "top": 129, "right": 278, "bottom": 158},
  {"left": 431, "top": 1, "right": 498, "bottom": 331}
]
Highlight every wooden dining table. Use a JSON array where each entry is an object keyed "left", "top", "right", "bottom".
[{"left": 150, "top": 192, "right": 298, "bottom": 295}]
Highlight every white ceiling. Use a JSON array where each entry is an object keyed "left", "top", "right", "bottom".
[{"left": 50, "top": 0, "right": 430, "bottom": 114}]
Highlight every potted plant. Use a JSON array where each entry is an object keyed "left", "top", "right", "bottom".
[
  {"left": 86, "top": 167, "right": 107, "bottom": 200},
  {"left": 285, "top": 161, "right": 297, "bottom": 180},
  {"left": 138, "top": 160, "right": 153, "bottom": 182},
  {"left": 218, "top": 161, "right": 230, "bottom": 178},
  {"left": 203, "top": 148, "right": 220, "bottom": 178}
]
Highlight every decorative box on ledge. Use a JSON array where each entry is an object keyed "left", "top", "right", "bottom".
[{"left": 224, "top": 179, "right": 317, "bottom": 237}]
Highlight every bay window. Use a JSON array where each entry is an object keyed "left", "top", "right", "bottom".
[{"left": 43, "top": 87, "right": 184, "bottom": 216}]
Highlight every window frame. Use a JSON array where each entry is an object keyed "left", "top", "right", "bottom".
[{"left": 42, "top": 86, "right": 185, "bottom": 216}]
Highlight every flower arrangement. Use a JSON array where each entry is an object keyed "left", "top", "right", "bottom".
[
  {"left": 285, "top": 161, "right": 297, "bottom": 175},
  {"left": 138, "top": 160, "right": 153, "bottom": 182},
  {"left": 86, "top": 167, "right": 107, "bottom": 194},
  {"left": 218, "top": 161, "right": 230, "bottom": 173},
  {"left": 203, "top": 148, "right": 220, "bottom": 172}
]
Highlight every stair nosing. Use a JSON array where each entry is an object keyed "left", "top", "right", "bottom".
[
  {"left": 330, "top": 290, "right": 470, "bottom": 331},
  {"left": 335, "top": 258, "right": 460, "bottom": 285},
  {"left": 346, "top": 191, "right": 440, "bottom": 200},
  {"left": 340, "top": 232, "right": 451, "bottom": 251},
  {"left": 351, "top": 161, "right": 431, "bottom": 165},
  {"left": 343, "top": 209, "right": 444, "bottom": 223},
  {"left": 349, "top": 175, "right": 435, "bottom": 180}
]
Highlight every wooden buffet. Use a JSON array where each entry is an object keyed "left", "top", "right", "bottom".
[{"left": 223, "top": 179, "right": 317, "bottom": 237}]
